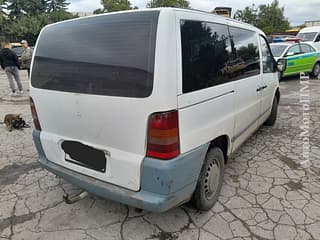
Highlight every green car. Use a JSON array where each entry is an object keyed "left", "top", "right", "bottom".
[{"left": 270, "top": 42, "right": 320, "bottom": 78}]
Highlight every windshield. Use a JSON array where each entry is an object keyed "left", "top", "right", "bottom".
[
  {"left": 32, "top": 11, "right": 159, "bottom": 98},
  {"left": 297, "top": 32, "right": 317, "bottom": 41},
  {"left": 270, "top": 45, "right": 288, "bottom": 57}
]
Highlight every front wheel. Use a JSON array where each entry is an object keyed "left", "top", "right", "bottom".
[
  {"left": 264, "top": 97, "right": 278, "bottom": 126},
  {"left": 312, "top": 62, "right": 320, "bottom": 78},
  {"left": 192, "top": 147, "right": 225, "bottom": 211}
]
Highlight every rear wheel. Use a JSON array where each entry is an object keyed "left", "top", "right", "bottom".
[
  {"left": 192, "top": 147, "right": 224, "bottom": 211},
  {"left": 264, "top": 97, "right": 278, "bottom": 126},
  {"left": 312, "top": 62, "right": 320, "bottom": 78}
]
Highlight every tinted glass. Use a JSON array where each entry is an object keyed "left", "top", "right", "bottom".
[
  {"left": 229, "top": 27, "right": 260, "bottom": 79},
  {"left": 181, "top": 21, "right": 231, "bottom": 93},
  {"left": 316, "top": 35, "right": 320, "bottom": 42},
  {"left": 31, "top": 11, "right": 159, "bottom": 98},
  {"left": 260, "top": 36, "right": 276, "bottom": 73},
  {"left": 270, "top": 44, "right": 288, "bottom": 57}
]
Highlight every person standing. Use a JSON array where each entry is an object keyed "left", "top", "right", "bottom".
[
  {"left": 0, "top": 41, "right": 23, "bottom": 96},
  {"left": 20, "top": 40, "right": 33, "bottom": 77}
]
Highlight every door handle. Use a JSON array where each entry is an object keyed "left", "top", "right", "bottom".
[
  {"left": 257, "top": 85, "right": 268, "bottom": 92},
  {"left": 256, "top": 86, "right": 263, "bottom": 92}
]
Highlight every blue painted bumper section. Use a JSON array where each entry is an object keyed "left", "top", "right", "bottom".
[{"left": 32, "top": 130, "right": 209, "bottom": 212}]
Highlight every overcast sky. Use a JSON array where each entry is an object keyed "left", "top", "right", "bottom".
[{"left": 68, "top": 0, "right": 320, "bottom": 26}]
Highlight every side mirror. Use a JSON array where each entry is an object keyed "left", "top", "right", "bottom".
[
  {"left": 277, "top": 58, "right": 287, "bottom": 72},
  {"left": 286, "top": 52, "right": 295, "bottom": 57}
]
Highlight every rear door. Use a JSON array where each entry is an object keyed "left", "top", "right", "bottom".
[
  {"left": 299, "top": 44, "right": 318, "bottom": 73},
  {"left": 30, "top": 11, "right": 164, "bottom": 191}
]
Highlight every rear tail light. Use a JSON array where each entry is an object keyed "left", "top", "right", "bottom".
[
  {"left": 30, "top": 97, "right": 41, "bottom": 131},
  {"left": 147, "top": 110, "right": 180, "bottom": 160}
]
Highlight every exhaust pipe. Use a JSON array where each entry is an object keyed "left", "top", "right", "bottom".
[{"left": 63, "top": 191, "right": 88, "bottom": 204}]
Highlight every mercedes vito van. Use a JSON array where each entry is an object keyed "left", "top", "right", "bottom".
[
  {"left": 297, "top": 26, "right": 320, "bottom": 50},
  {"left": 31, "top": 8, "right": 285, "bottom": 212}
]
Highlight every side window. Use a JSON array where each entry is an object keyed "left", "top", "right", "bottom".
[
  {"left": 259, "top": 36, "right": 276, "bottom": 73},
  {"left": 315, "top": 34, "right": 320, "bottom": 42},
  {"left": 286, "top": 45, "right": 300, "bottom": 56},
  {"left": 301, "top": 44, "right": 314, "bottom": 53},
  {"left": 228, "top": 27, "right": 260, "bottom": 80},
  {"left": 181, "top": 21, "right": 231, "bottom": 93}
]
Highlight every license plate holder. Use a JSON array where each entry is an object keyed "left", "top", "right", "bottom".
[{"left": 61, "top": 141, "right": 107, "bottom": 173}]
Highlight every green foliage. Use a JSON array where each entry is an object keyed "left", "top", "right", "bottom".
[
  {"left": 234, "top": 5, "right": 258, "bottom": 26},
  {"left": 98, "top": 0, "right": 138, "bottom": 13},
  {"left": 146, "top": 0, "right": 190, "bottom": 8},
  {"left": 257, "top": 0, "right": 290, "bottom": 34},
  {"left": 1, "top": 0, "right": 76, "bottom": 45},
  {"left": 93, "top": 8, "right": 104, "bottom": 14},
  {"left": 47, "top": 0, "right": 70, "bottom": 12},
  {"left": 4, "top": 0, "right": 25, "bottom": 19},
  {"left": 234, "top": 0, "right": 290, "bottom": 34}
]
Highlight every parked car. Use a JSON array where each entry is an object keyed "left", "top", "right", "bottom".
[
  {"left": 12, "top": 46, "right": 24, "bottom": 57},
  {"left": 267, "top": 34, "right": 296, "bottom": 43},
  {"left": 30, "top": 8, "right": 285, "bottom": 212},
  {"left": 296, "top": 26, "right": 320, "bottom": 50},
  {"left": 270, "top": 41, "right": 320, "bottom": 78},
  {"left": 12, "top": 46, "right": 34, "bottom": 68}
]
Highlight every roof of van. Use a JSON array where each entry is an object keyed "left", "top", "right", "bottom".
[
  {"left": 42, "top": 8, "right": 265, "bottom": 36},
  {"left": 299, "top": 26, "right": 320, "bottom": 33}
]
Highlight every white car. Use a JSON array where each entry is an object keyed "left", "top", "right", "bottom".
[
  {"left": 30, "top": 8, "right": 284, "bottom": 212},
  {"left": 270, "top": 41, "right": 320, "bottom": 78}
]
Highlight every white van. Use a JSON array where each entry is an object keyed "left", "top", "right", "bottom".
[
  {"left": 30, "top": 8, "right": 285, "bottom": 212},
  {"left": 297, "top": 26, "right": 320, "bottom": 50}
]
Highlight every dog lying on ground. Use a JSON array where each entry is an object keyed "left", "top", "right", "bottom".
[{"left": 2, "top": 114, "right": 30, "bottom": 131}]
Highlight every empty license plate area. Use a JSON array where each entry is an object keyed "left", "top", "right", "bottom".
[{"left": 61, "top": 141, "right": 107, "bottom": 173}]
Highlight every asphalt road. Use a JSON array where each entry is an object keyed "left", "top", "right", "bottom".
[{"left": 0, "top": 71, "right": 320, "bottom": 240}]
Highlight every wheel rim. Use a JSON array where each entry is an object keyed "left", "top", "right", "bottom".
[
  {"left": 314, "top": 64, "right": 320, "bottom": 76},
  {"left": 204, "top": 158, "right": 221, "bottom": 200}
]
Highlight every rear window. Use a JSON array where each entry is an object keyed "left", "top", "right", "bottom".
[
  {"left": 297, "top": 32, "right": 317, "bottom": 42},
  {"left": 31, "top": 11, "right": 159, "bottom": 98}
]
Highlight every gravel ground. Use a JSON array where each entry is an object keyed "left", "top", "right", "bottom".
[{"left": 0, "top": 70, "right": 320, "bottom": 240}]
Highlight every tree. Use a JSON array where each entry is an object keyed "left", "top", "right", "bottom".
[
  {"left": 1, "top": 0, "right": 76, "bottom": 45},
  {"left": 97, "top": 0, "right": 138, "bottom": 13},
  {"left": 0, "top": 0, "right": 5, "bottom": 41},
  {"left": 4, "top": 11, "right": 76, "bottom": 44},
  {"left": 257, "top": 0, "right": 290, "bottom": 34},
  {"left": 234, "top": 5, "right": 258, "bottom": 26},
  {"left": 233, "top": 0, "right": 290, "bottom": 34},
  {"left": 47, "top": 0, "right": 69, "bottom": 12},
  {"left": 21, "top": 0, "right": 48, "bottom": 16},
  {"left": 4, "top": 0, "right": 25, "bottom": 19},
  {"left": 93, "top": 8, "right": 104, "bottom": 14},
  {"left": 147, "top": 0, "right": 190, "bottom": 8}
]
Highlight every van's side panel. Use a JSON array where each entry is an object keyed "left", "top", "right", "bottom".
[{"left": 175, "top": 11, "right": 235, "bottom": 154}]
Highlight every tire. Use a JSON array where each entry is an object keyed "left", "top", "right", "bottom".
[
  {"left": 264, "top": 97, "right": 278, "bottom": 126},
  {"left": 312, "top": 62, "right": 320, "bottom": 78},
  {"left": 192, "top": 147, "right": 225, "bottom": 211}
]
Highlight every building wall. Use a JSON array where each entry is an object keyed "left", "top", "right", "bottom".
[
  {"left": 305, "top": 21, "right": 320, "bottom": 27},
  {"left": 72, "top": 12, "right": 94, "bottom": 18}
]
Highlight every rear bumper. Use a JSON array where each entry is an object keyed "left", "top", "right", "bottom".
[{"left": 33, "top": 130, "right": 208, "bottom": 212}]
